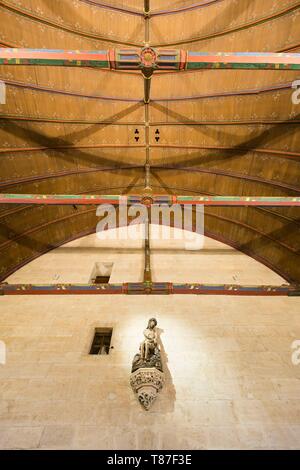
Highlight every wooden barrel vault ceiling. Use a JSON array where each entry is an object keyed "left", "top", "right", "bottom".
[{"left": 0, "top": 0, "right": 299, "bottom": 283}]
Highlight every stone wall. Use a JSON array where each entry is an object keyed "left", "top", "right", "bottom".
[{"left": 0, "top": 230, "right": 299, "bottom": 449}]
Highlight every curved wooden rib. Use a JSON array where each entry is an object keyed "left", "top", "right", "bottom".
[
  {"left": 151, "top": 0, "right": 224, "bottom": 17},
  {"left": 79, "top": 0, "right": 143, "bottom": 16}
]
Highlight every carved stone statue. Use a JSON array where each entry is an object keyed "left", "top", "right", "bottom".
[
  {"left": 130, "top": 318, "right": 164, "bottom": 410},
  {"left": 131, "top": 318, "right": 163, "bottom": 373},
  {"left": 140, "top": 318, "right": 157, "bottom": 360}
]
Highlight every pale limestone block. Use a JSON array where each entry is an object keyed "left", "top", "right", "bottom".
[
  {"left": 135, "top": 428, "right": 161, "bottom": 450},
  {"left": 73, "top": 425, "right": 119, "bottom": 450},
  {"left": 261, "top": 425, "right": 300, "bottom": 450},
  {"left": 241, "top": 378, "right": 279, "bottom": 400},
  {"left": 271, "top": 378, "right": 300, "bottom": 399},
  {"left": 232, "top": 399, "right": 272, "bottom": 424},
  {"left": 211, "top": 378, "right": 244, "bottom": 400},
  {"left": 39, "top": 425, "right": 75, "bottom": 449},
  {"left": 159, "top": 426, "right": 207, "bottom": 450},
  {"left": 0, "top": 363, "right": 51, "bottom": 379},
  {"left": 206, "top": 400, "right": 237, "bottom": 426},
  {"left": 0, "top": 379, "right": 31, "bottom": 400},
  {"left": 112, "top": 428, "right": 138, "bottom": 450},
  {"left": 207, "top": 425, "right": 241, "bottom": 450},
  {"left": 0, "top": 426, "right": 43, "bottom": 450},
  {"left": 263, "top": 399, "right": 300, "bottom": 424},
  {"left": 249, "top": 365, "right": 296, "bottom": 379},
  {"left": 235, "top": 424, "right": 266, "bottom": 449},
  {"left": 175, "top": 381, "right": 213, "bottom": 400}
]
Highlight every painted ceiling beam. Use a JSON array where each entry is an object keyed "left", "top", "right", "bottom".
[
  {"left": 0, "top": 48, "right": 299, "bottom": 71},
  {"left": 0, "top": 49, "right": 110, "bottom": 67},
  {"left": 0, "top": 194, "right": 299, "bottom": 206},
  {"left": 186, "top": 52, "right": 300, "bottom": 70},
  {"left": 0, "top": 283, "right": 299, "bottom": 296}
]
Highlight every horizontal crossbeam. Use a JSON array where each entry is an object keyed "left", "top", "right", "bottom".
[
  {"left": 0, "top": 194, "right": 299, "bottom": 206},
  {"left": 0, "top": 283, "right": 299, "bottom": 296},
  {"left": 0, "top": 49, "right": 110, "bottom": 67},
  {"left": 0, "top": 48, "right": 299, "bottom": 70},
  {"left": 186, "top": 52, "right": 300, "bottom": 70}
]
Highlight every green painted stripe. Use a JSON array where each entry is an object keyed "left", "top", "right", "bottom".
[
  {"left": 0, "top": 59, "right": 109, "bottom": 67},
  {"left": 187, "top": 62, "right": 300, "bottom": 70}
]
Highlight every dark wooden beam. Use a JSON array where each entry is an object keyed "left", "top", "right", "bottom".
[
  {"left": 143, "top": 207, "right": 152, "bottom": 283},
  {"left": 144, "top": 76, "right": 152, "bottom": 104}
]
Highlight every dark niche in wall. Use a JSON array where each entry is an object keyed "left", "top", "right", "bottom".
[{"left": 89, "top": 328, "right": 113, "bottom": 355}]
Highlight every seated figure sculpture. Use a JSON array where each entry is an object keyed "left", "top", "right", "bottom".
[
  {"left": 140, "top": 318, "right": 157, "bottom": 360},
  {"left": 131, "top": 318, "right": 163, "bottom": 373},
  {"left": 130, "top": 318, "right": 165, "bottom": 410}
]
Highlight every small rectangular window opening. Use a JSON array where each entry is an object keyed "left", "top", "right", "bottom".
[
  {"left": 89, "top": 262, "right": 113, "bottom": 284},
  {"left": 89, "top": 328, "right": 113, "bottom": 355},
  {"left": 94, "top": 275, "right": 111, "bottom": 284}
]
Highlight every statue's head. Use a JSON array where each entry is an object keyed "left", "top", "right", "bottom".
[{"left": 147, "top": 318, "right": 157, "bottom": 329}]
